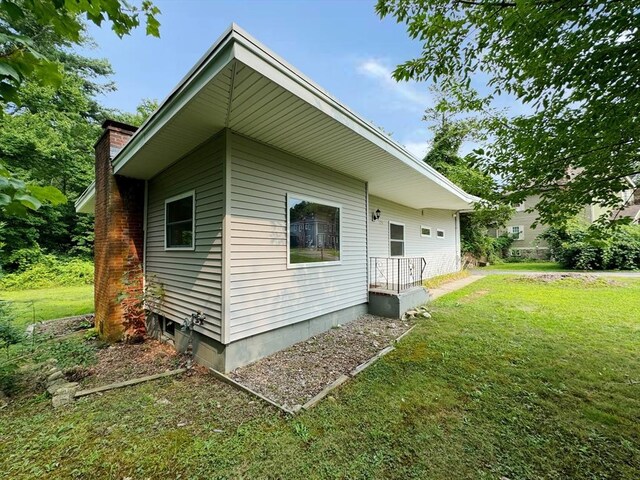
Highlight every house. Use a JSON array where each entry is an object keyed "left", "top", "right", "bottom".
[
  {"left": 501, "top": 178, "right": 639, "bottom": 258},
  {"left": 76, "top": 25, "right": 475, "bottom": 372}
]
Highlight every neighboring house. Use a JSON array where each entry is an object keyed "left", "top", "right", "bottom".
[
  {"left": 76, "top": 25, "right": 475, "bottom": 372},
  {"left": 500, "top": 178, "right": 639, "bottom": 258}
]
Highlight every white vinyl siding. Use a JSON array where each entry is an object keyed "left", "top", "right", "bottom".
[
  {"left": 146, "top": 135, "right": 224, "bottom": 340},
  {"left": 368, "top": 195, "right": 460, "bottom": 279},
  {"left": 227, "top": 132, "right": 367, "bottom": 342}
]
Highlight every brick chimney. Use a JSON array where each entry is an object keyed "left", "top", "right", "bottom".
[{"left": 94, "top": 120, "right": 145, "bottom": 342}]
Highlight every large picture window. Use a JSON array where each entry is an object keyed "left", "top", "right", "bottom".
[
  {"left": 165, "top": 191, "right": 195, "bottom": 250},
  {"left": 288, "top": 195, "right": 340, "bottom": 265}
]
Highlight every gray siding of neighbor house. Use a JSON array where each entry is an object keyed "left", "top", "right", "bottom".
[
  {"left": 368, "top": 195, "right": 460, "bottom": 279},
  {"left": 227, "top": 131, "right": 368, "bottom": 343},
  {"left": 146, "top": 134, "right": 224, "bottom": 341},
  {"left": 504, "top": 196, "right": 549, "bottom": 252}
]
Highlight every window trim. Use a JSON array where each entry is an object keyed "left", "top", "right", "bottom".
[
  {"left": 436, "top": 228, "right": 445, "bottom": 239},
  {"left": 508, "top": 225, "right": 525, "bottom": 241},
  {"left": 164, "top": 190, "right": 196, "bottom": 251},
  {"left": 389, "top": 221, "right": 405, "bottom": 257},
  {"left": 286, "top": 193, "right": 342, "bottom": 269},
  {"left": 420, "top": 225, "right": 432, "bottom": 238}
]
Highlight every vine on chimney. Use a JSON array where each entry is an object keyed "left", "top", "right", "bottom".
[{"left": 118, "top": 260, "right": 165, "bottom": 343}]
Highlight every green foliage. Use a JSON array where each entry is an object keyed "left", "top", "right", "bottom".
[
  {"left": 422, "top": 94, "right": 512, "bottom": 260},
  {"left": 33, "top": 336, "right": 98, "bottom": 369},
  {"left": 0, "top": 0, "right": 161, "bottom": 218},
  {"left": 113, "top": 97, "right": 159, "bottom": 127},
  {"left": 0, "top": 301, "right": 21, "bottom": 353},
  {"left": 377, "top": 0, "right": 639, "bottom": 226},
  {"left": 0, "top": 255, "right": 93, "bottom": 290},
  {"left": 543, "top": 221, "right": 640, "bottom": 270}
]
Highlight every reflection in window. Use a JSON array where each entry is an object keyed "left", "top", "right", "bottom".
[
  {"left": 289, "top": 196, "right": 340, "bottom": 264},
  {"left": 390, "top": 222, "right": 405, "bottom": 256},
  {"left": 166, "top": 193, "right": 194, "bottom": 249}
]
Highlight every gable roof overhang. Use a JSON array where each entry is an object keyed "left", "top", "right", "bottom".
[{"left": 76, "top": 24, "right": 477, "bottom": 214}]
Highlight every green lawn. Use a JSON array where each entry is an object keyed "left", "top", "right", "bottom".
[
  {"left": 481, "top": 261, "right": 565, "bottom": 271},
  {"left": 0, "top": 285, "right": 94, "bottom": 328},
  {"left": 1, "top": 276, "right": 639, "bottom": 479}
]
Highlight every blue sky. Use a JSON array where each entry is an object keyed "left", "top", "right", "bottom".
[{"left": 81, "top": 0, "right": 474, "bottom": 159}]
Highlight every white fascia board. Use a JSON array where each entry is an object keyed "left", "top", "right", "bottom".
[{"left": 75, "top": 181, "right": 96, "bottom": 214}]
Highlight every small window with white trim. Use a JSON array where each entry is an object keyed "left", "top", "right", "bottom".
[
  {"left": 389, "top": 222, "right": 405, "bottom": 256},
  {"left": 508, "top": 225, "right": 525, "bottom": 241},
  {"left": 165, "top": 191, "right": 195, "bottom": 250},
  {"left": 436, "top": 229, "right": 445, "bottom": 239},
  {"left": 421, "top": 225, "right": 432, "bottom": 237}
]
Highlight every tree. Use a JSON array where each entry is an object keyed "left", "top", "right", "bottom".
[
  {"left": 0, "top": 0, "right": 160, "bottom": 216},
  {"left": 376, "top": 0, "right": 639, "bottom": 226},
  {"left": 422, "top": 94, "right": 512, "bottom": 260}
]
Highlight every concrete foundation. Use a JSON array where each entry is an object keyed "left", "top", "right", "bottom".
[
  {"left": 151, "top": 303, "right": 368, "bottom": 372},
  {"left": 368, "top": 287, "right": 430, "bottom": 319}
]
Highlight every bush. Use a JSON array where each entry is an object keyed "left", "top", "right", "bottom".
[
  {"left": 542, "top": 221, "right": 640, "bottom": 270},
  {"left": 0, "top": 257, "right": 94, "bottom": 290}
]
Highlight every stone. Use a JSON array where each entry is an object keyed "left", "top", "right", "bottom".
[
  {"left": 422, "top": 312, "right": 432, "bottom": 318},
  {"left": 47, "top": 381, "right": 77, "bottom": 396},
  {"left": 47, "top": 371, "right": 64, "bottom": 383}
]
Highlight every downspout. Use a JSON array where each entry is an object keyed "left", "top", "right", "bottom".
[{"left": 365, "top": 182, "right": 369, "bottom": 294}]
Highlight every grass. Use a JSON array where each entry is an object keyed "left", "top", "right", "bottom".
[
  {"left": 0, "top": 285, "right": 94, "bottom": 328},
  {"left": 481, "top": 261, "right": 565, "bottom": 271},
  {"left": 423, "top": 269, "right": 470, "bottom": 288},
  {"left": 1, "top": 276, "right": 639, "bottom": 479}
]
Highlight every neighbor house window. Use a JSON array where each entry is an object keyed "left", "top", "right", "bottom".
[
  {"left": 508, "top": 225, "right": 525, "bottom": 241},
  {"left": 389, "top": 222, "right": 405, "bottom": 256},
  {"left": 421, "top": 225, "right": 432, "bottom": 237},
  {"left": 165, "top": 191, "right": 195, "bottom": 250},
  {"left": 288, "top": 195, "right": 340, "bottom": 266},
  {"left": 436, "top": 229, "right": 445, "bottom": 239}
]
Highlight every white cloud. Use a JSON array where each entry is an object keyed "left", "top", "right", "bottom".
[
  {"left": 357, "top": 58, "right": 430, "bottom": 109},
  {"left": 402, "top": 140, "right": 431, "bottom": 160}
]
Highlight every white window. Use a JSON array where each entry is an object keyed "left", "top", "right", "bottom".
[
  {"left": 515, "top": 201, "right": 526, "bottom": 212},
  {"left": 389, "top": 222, "right": 405, "bottom": 257},
  {"left": 508, "top": 225, "right": 525, "bottom": 240},
  {"left": 165, "top": 191, "right": 195, "bottom": 250},
  {"left": 288, "top": 195, "right": 341, "bottom": 266},
  {"left": 421, "top": 225, "right": 432, "bottom": 237},
  {"left": 436, "top": 229, "right": 445, "bottom": 239}
]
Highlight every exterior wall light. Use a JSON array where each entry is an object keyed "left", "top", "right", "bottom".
[{"left": 372, "top": 209, "right": 381, "bottom": 221}]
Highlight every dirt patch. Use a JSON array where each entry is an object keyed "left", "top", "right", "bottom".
[
  {"left": 511, "top": 273, "right": 622, "bottom": 287},
  {"left": 229, "top": 314, "right": 414, "bottom": 410},
  {"left": 30, "top": 314, "right": 95, "bottom": 337},
  {"left": 70, "top": 339, "right": 188, "bottom": 388},
  {"left": 459, "top": 289, "right": 490, "bottom": 303}
]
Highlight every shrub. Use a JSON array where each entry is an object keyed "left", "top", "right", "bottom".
[
  {"left": 542, "top": 221, "right": 640, "bottom": 270},
  {"left": 0, "top": 257, "right": 94, "bottom": 290}
]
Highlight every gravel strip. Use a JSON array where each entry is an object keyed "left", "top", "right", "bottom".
[{"left": 229, "top": 314, "right": 413, "bottom": 410}]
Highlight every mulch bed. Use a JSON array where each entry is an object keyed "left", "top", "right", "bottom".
[
  {"left": 30, "top": 314, "right": 95, "bottom": 337},
  {"left": 68, "top": 339, "right": 189, "bottom": 388},
  {"left": 229, "top": 314, "right": 414, "bottom": 410}
]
